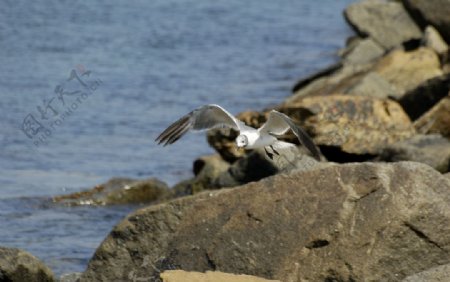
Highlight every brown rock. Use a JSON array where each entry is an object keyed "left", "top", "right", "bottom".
[
  {"left": 160, "top": 270, "right": 280, "bottom": 282},
  {"left": 414, "top": 94, "right": 450, "bottom": 138},
  {"left": 0, "top": 247, "right": 55, "bottom": 282},
  {"left": 374, "top": 47, "right": 443, "bottom": 99},
  {"left": 52, "top": 177, "right": 170, "bottom": 206},
  {"left": 284, "top": 95, "right": 415, "bottom": 156},
  {"left": 80, "top": 162, "right": 450, "bottom": 281},
  {"left": 344, "top": 0, "right": 422, "bottom": 50}
]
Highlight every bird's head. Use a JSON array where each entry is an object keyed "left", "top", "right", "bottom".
[{"left": 235, "top": 134, "right": 248, "bottom": 148}]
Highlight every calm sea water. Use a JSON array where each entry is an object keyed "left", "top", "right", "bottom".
[{"left": 0, "top": 0, "right": 354, "bottom": 276}]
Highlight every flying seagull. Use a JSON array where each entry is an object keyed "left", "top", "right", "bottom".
[{"left": 155, "top": 104, "right": 321, "bottom": 161}]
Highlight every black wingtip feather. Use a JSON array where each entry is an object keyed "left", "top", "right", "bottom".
[{"left": 155, "top": 115, "right": 191, "bottom": 146}]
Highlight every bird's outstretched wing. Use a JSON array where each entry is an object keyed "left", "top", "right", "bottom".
[
  {"left": 259, "top": 110, "right": 321, "bottom": 161},
  {"left": 155, "top": 104, "right": 242, "bottom": 146}
]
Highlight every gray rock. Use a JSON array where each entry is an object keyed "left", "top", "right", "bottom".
[
  {"left": 344, "top": 0, "right": 422, "bottom": 50},
  {"left": 60, "top": 272, "right": 82, "bottom": 282},
  {"left": 376, "top": 134, "right": 450, "bottom": 173},
  {"left": 423, "top": 25, "right": 449, "bottom": 61},
  {"left": 402, "top": 0, "right": 450, "bottom": 44},
  {"left": 214, "top": 146, "right": 326, "bottom": 188},
  {"left": 346, "top": 71, "right": 399, "bottom": 99},
  {"left": 341, "top": 38, "right": 385, "bottom": 65},
  {"left": 402, "top": 263, "right": 450, "bottom": 282},
  {"left": 80, "top": 162, "right": 450, "bottom": 281},
  {"left": 0, "top": 246, "right": 55, "bottom": 282},
  {"left": 171, "top": 154, "right": 231, "bottom": 195}
]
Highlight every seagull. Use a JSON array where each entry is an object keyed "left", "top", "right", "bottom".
[{"left": 155, "top": 104, "right": 321, "bottom": 161}]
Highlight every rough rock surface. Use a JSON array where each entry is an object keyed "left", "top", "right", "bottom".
[
  {"left": 414, "top": 94, "right": 450, "bottom": 138},
  {"left": 160, "top": 270, "right": 280, "bottom": 282},
  {"left": 284, "top": 95, "right": 415, "bottom": 156},
  {"left": 52, "top": 177, "right": 170, "bottom": 206},
  {"left": 402, "top": 0, "right": 450, "bottom": 44},
  {"left": 344, "top": 0, "right": 422, "bottom": 49},
  {"left": 402, "top": 263, "right": 450, "bottom": 282},
  {"left": 373, "top": 47, "right": 443, "bottom": 99},
  {"left": 341, "top": 38, "right": 385, "bottom": 65},
  {"left": 80, "top": 162, "right": 450, "bottom": 282},
  {"left": 376, "top": 134, "right": 450, "bottom": 173},
  {"left": 345, "top": 71, "right": 398, "bottom": 99},
  {"left": 0, "top": 246, "right": 55, "bottom": 282}
]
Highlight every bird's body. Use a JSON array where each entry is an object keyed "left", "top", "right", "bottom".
[{"left": 155, "top": 104, "right": 321, "bottom": 161}]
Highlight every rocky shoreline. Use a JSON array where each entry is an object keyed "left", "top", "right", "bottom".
[{"left": 2, "top": 0, "right": 450, "bottom": 281}]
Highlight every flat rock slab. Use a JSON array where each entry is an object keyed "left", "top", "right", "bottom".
[
  {"left": 345, "top": 0, "right": 422, "bottom": 49},
  {"left": 80, "top": 162, "right": 450, "bottom": 282},
  {"left": 160, "top": 270, "right": 280, "bottom": 282},
  {"left": 52, "top": 177, "right": 170, "bottom": 206}
]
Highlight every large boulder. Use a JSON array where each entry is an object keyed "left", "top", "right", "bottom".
[
  {"left": 344, "top": 0, "right": 422, "bottom": 50},
  {"left": 52, "top": 177, "right": 170, "bottom": 206},
  {"left": 80, "top": 162, "right": 450, "bottom": 281},
  {"left": 0, "top": 247, "right": 55, "bottom": 282},
  {"left": 414, "top": 94, "right": 450, "bottom": 138},
  {"left": 402, "top": 0, "right": 450, "bottom": 44},
  {"left": 284, "top": 95, "right": 415, "bottom": 158}
]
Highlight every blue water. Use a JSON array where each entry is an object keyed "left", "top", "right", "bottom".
[{"left": 0, "top": 0, "right": 354, "bottom": 276}]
